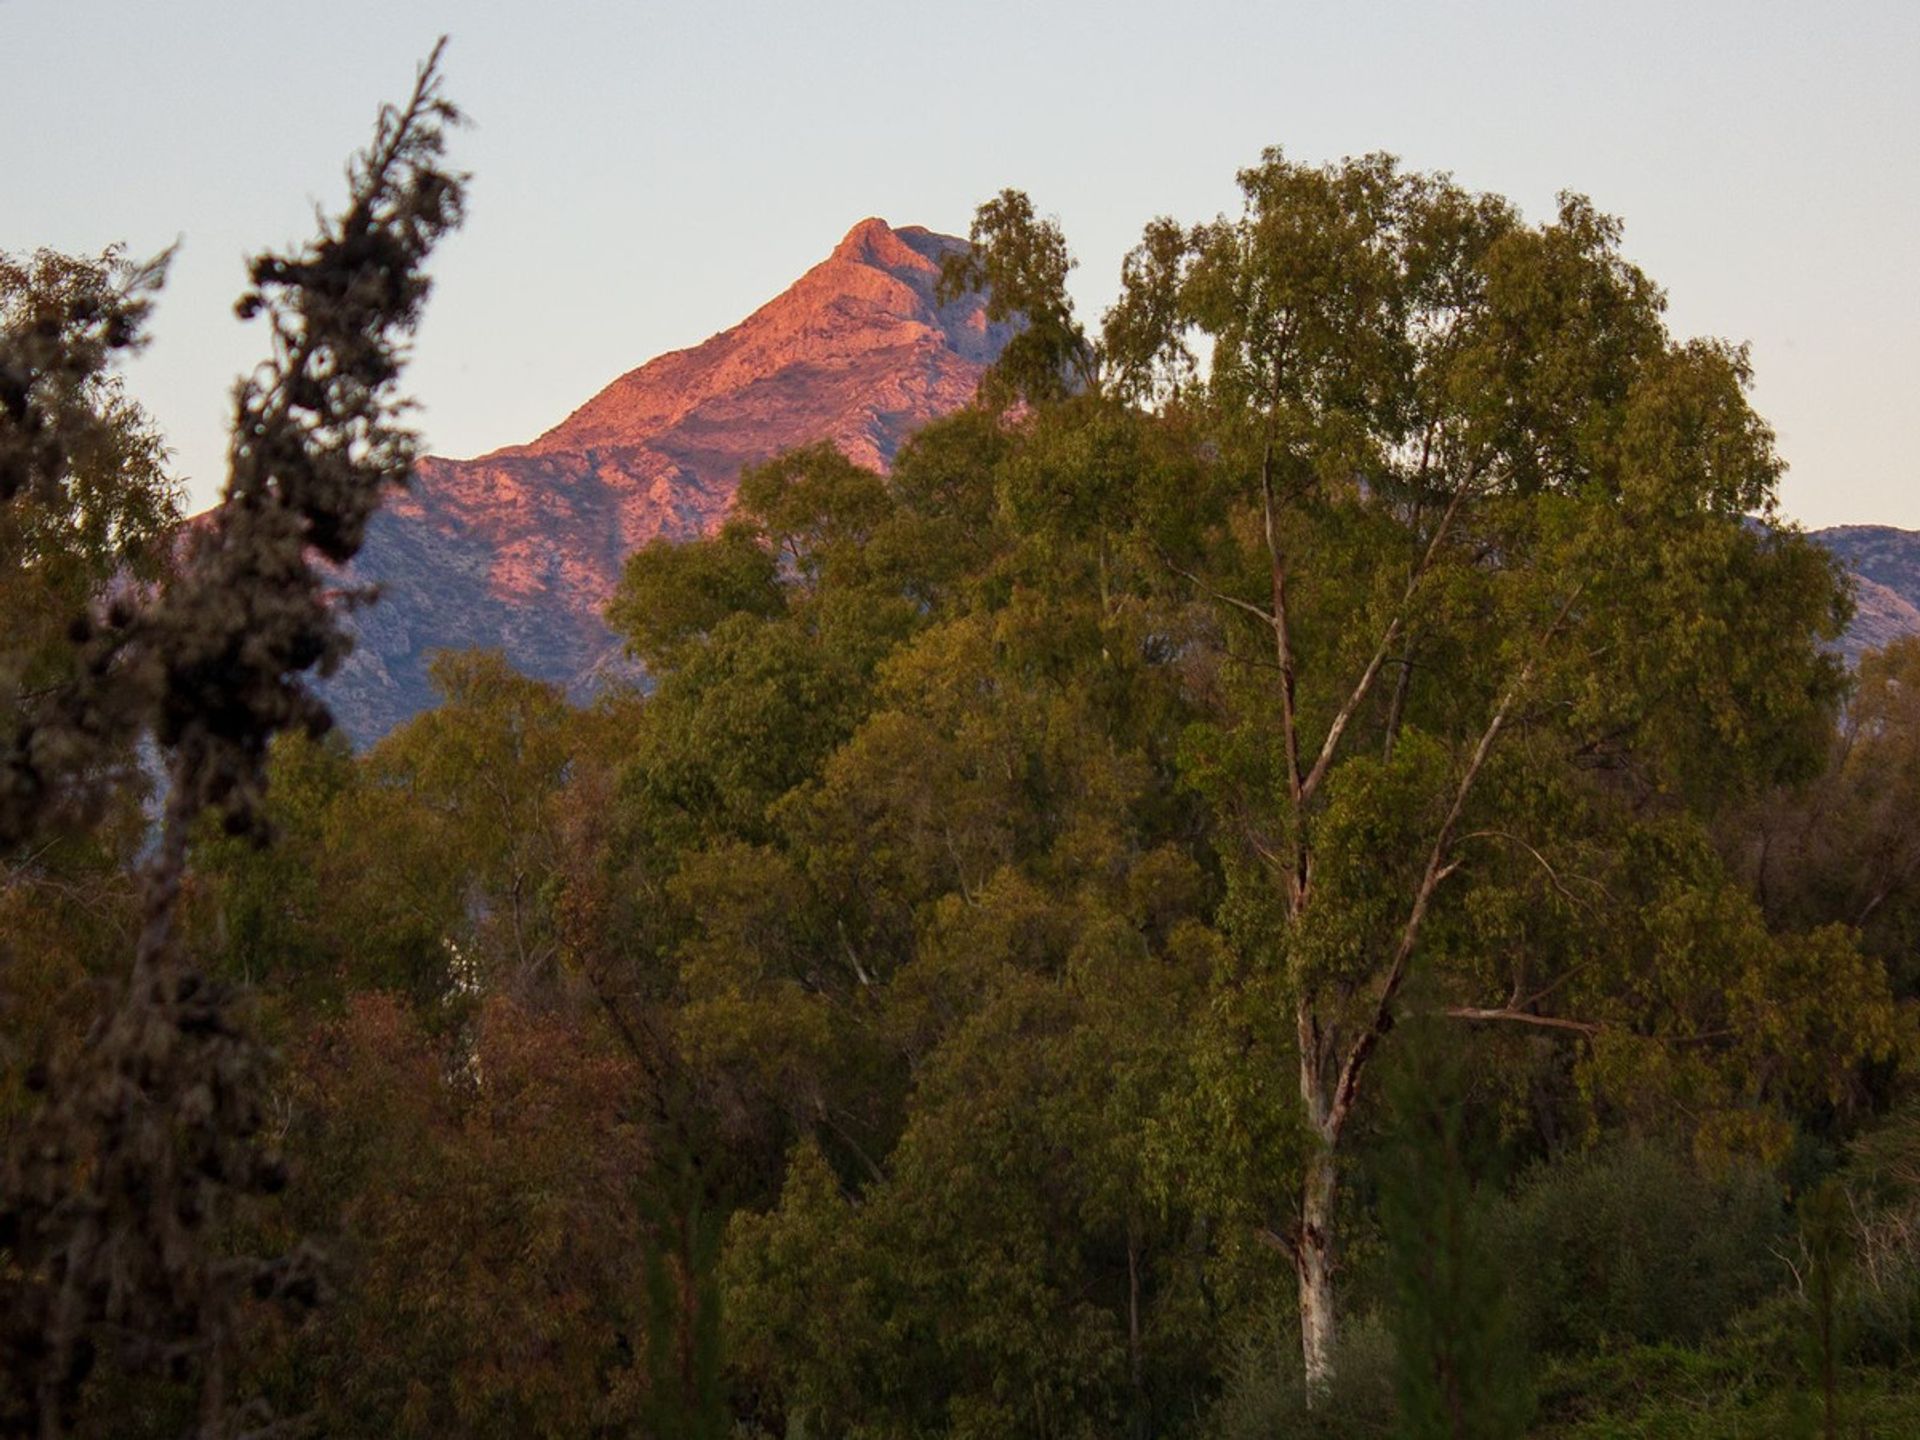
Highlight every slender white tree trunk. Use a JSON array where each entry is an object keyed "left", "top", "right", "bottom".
[{"left": 1296, "top": 1145, "right": 1339, "bottom": 1398}]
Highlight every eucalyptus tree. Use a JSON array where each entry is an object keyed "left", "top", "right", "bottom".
[{"left": 952, "top": 151, "right": 1892, "bottom": 1395}]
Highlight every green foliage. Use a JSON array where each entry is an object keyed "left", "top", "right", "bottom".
[
  {"left": 1740, "top": 635, "right": 1920, "bottom": 1005},
  {"left": 1493, "top": 1141, "right": 1788, "bottom": 1355},
  {"left": 609, "top": 521, "right": 784, "bottom": 672},
  {"left": 1839, "top": 1105, "right": 1920, "bottom": 1367},
  {"left": 1087, "top": 145, "right": 1873, "bottom": 1393},
  {"left": 0, "top": 244, "right": 177, "bottom": 841},
  {"left": 0, "top": 248, "right": 178, "bottom": 706},
  {"left": 653, "top": 149, "right": 1898, "bottom": 1421},
  {"left": 197, "top": 650, "right": 576, "bottom": 1006},
  {"left": 938, "top": 188, "right": 1094, "bottom": 406}
]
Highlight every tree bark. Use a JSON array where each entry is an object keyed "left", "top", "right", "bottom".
[{"left": 1296, "top": 1145, "right": 1339, "bottom": 1399}]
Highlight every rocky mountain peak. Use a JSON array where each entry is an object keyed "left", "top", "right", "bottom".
[
  {"left": 831, "top": 215, "right": 940, "bottom": 267},
  {"left": 324, "top": 221, "right": 1013, "bottom": 743},
  {"left": 318, "top": 219, "right": 1920, "bottom": 746}
]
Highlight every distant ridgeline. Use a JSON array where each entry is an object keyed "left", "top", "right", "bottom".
[
  {"left": 314, "top": 217, "right": 1915, "bottom": 742},
  {"left": 1818, "top": 524, "right": 1920, "bottom": 662}
]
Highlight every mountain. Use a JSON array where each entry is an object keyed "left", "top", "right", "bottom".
[
  {"left": 319, "top": 212, "right": 1916, "bottom": 743},
  {"left": 1814, "top": 525, "right": 1920, "bottom": 662},
  {"left": 325, "top": 219, "right": 1013, "bottom": 743}
]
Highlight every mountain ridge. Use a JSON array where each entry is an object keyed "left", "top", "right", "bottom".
[
  {"left": 324, "top": 219, "right": 1014, "bottom": 742},
  {"left": 1815, "top": 524, "right": 1920, "bottom": 662},
  {"left": 318, "top": 222, "right": 1920, "bottom": 743}
]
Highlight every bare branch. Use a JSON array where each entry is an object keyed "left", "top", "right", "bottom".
[
  {"left": 1299, "top": 469, "right": 1477, "bottom": 807},
  {"left": 1155, "top": 543, "right": 1278, "bottom": 629},
  {"left": 1454, "top": 828, "right": 1609, "bottom": 912},
  {"left": 1324, "top": 582, "right": 1585, "bottom": 1141},
  {"left": 1441, "top": 1006, "right": 1600, "bottom": 1036},
  {"left": 1255, "top": 1225, "right": 1300, "bottom": 1263}
]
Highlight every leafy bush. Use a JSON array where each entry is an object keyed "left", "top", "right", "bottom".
[{"left": 1493, "top": 1140, "right": 1787, "bottom": 1354}]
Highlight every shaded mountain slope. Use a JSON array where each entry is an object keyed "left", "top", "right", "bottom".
[{"left": 1815, "top": 525, "right": 1920, "bottom": 661}]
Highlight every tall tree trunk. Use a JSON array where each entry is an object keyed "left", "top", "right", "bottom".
[{"left": 1296, "top": 1145, "right": 1339, "bottom": 1398}]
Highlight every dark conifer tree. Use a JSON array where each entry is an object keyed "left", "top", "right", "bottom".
[{"left": 0, "top": 45, "right": 464, "bottom": 1437}]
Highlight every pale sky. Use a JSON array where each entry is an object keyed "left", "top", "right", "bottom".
[{"left": 5, "top": 0, "right": 1915, "bottom": 529}]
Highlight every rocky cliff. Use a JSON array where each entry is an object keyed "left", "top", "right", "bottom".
[{"left": 326, "top": 219, "right": 1012, "bottom": 743}]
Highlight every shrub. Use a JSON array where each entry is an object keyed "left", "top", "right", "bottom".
[{"left": 1492, "top": 1139, "right": 1787, "bottom": 1354}]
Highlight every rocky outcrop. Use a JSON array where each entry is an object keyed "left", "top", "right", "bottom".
[
  {"left": 326, "top": 220, "right": 1012, "bottom": 743},
  {"left": 1814, "top": 525, "right": 1920, "bottom": 663}
]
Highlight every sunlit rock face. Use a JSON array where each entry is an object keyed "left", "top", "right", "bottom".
[{"left": 327, "top": 220, "right": 1012, "bottom": 743}]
